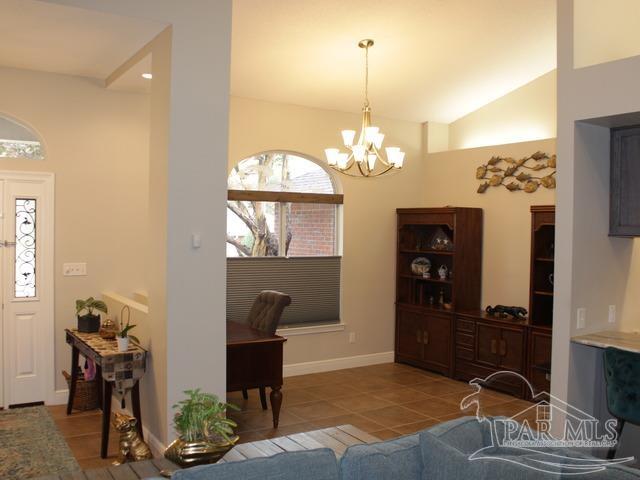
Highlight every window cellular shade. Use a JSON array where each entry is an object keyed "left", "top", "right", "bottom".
[{"left": 227, "top": 257, "right": 341, "bottom": 327}]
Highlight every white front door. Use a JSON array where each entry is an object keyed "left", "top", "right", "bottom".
[{"left": 0, "top": 174, "right": 54, "bottom": 407}]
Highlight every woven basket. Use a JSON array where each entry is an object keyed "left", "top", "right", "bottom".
[{"left": 62, "top": 369, "right": 99, "bottom": 411}]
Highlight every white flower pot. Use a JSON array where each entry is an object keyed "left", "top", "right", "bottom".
[{"left": 116, "top": 336, "right": 130, "bottom": 352}]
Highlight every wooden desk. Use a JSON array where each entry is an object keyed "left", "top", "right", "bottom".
[
  {"left": 65, "top": 329, "right": 147, "bottom": 459},
  {"left": 571, "top": 330, "right": 640, "bottom": 353},
  {"left": 227, "top": 321, "right": 286, "bottom": 428}
]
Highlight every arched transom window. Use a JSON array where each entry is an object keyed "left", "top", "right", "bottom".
[
  {"left": 0, "top": 115, "right": 44, "bottom": 160},
  {"left": 227, "top": 152, "right": 342, "bottom": 257}
]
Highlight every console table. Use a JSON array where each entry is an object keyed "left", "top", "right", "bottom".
[{"left": 65, "top": 329, "right": 147, "bottom": 458}]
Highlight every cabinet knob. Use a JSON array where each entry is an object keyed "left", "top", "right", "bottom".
[
  {"left": 423, "top": 331, "right": 430, "bottom": 345},
  {"left": 491, "top": 339, "right": 497, "bottom": 355}
]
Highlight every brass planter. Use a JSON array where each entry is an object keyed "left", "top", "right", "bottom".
[{"left": 164, "top": 435, "right": 239, "bottom": 467}]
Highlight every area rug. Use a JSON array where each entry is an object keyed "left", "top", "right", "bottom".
[{"left": 0, "top": 406, "right": 80, "bottom": 479}]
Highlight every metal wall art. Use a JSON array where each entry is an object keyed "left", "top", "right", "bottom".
[{"left": 476, "top": 151, "right": 556, "bottom": 193}]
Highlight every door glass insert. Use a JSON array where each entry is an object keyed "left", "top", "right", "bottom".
[{"left": 15, "top": 198, "right": 36, "bottom": 298}]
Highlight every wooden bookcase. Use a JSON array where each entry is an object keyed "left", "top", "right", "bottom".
[
  {"left": 527, "top": 205, "right": 554, "bottom": 395},
  {"left": 395, "top": 208, "right": 483, "bottom": 375}
]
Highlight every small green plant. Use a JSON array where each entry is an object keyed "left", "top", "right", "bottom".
[
  {"left": 118, "top": 318, "right": 139, "bottom": 343},
  {"left": 76, "top": 297, "right": 108, "bottom": 317},
  {"left": 173, "top": 389, "right": 238, "bottom": 443}
]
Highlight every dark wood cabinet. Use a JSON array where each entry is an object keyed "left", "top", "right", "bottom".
[
  {"left": 395, "top": 208, "right": 482, "bottom": 376},
  {"left": 454, "top": 311, "right": 527, "bottom": 398},
  {"left": 527, "top": 326, "right": 552, "bottom": 396},
  {"left": 611, "top": 126, "right": 640, "bottom": 237}
]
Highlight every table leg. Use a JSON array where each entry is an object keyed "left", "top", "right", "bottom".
[
  {"left": 96, "top": 365, "right": 103, "bottom": 410},
  {"left": 131, "top": 381, "right": 144, "bottom": 440},
  {"left": 270, "top": 386, "right": 282, "bottom": 428},
  {"left": 259, "top": 387, "right": 268, "bottom": 410},
  {"left": 101, "top": 380, "right": 112, "bottom": 459},
  {"left": 66, "top": 346, "right": 80, "bottom": 415}
]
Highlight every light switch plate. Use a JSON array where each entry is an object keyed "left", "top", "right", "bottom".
[
  {"left": 63, "top": 263, "right": 87, "bottom": 276},
  {"left": 576, "top": 307, "right": 586, "bottom": 329},
  {"left": 608, "top": 305, "right": 616, "bottom": 324}
]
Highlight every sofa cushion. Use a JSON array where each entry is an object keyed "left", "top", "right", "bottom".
[
  {"left": 172, "top": 448, "right": 340, "bottom": 480},
  {"left": 340, "top": 433, "right": 422, "bottom": 480},
  {"left": 420, "top": 416, "right": 640, "bottom": 479}
]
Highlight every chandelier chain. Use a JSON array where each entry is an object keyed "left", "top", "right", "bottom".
[{"left": 364, "top": 43, "right": 369, "bottom": 107}]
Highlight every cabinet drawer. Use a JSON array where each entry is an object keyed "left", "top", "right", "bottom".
[
  {"left": 456, "top": 346, "right": 474, "bottom": 361},
  {"left": 456, "top": 319, "right": 475, "bottom": 333},
  {"left": 456, "top": 332, "right": 474, "bottom": 347}
]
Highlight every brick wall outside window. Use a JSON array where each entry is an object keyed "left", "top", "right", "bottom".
[{"left": 286, "top": 203, "right": 336, "bottom": 256}]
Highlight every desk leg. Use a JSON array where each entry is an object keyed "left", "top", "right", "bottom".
[
  {"left": 66, "top": 346, "right": 80, "bottom": 415},
  {"left": 101, "top": 380, "right": 112, "bottom": 459},
  {"left": 131, "top": 381, "right": 144, "bottom": 440},
  {"left": 270, "top": 386, "right": 282, "bottom": 428}
]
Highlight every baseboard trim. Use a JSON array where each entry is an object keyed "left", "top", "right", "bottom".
[
  {"left": 49, "top": 389, "right": 69, "bottom": 406},
  {"left": 283, "top": 351, "right": 394, "bottom": 377}
]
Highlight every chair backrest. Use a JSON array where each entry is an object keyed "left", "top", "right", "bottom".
[
  {"left": 603, "top": 347, "right": 640, "bottom": 425},
  {"left": 246, "top": 290, "right": 291, "bottom": 335}
]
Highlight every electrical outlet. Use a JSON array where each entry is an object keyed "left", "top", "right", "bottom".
[
  {"left": 576, "top": 307, "right": 587, "bottom": 329},
  {"left": 349, "top": 332, "right": 356, "bottom": 344},
  {"left": 63, "top": 262, "right": 87, "bottom": 276},
  {"left": 608, "top": 305, "right": 616, "bottom": 324}
]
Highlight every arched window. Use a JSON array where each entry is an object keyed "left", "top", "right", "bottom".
[
  {"left": 226, "top": 152, "right": 342, "bottom": 327},
  {"left": 0, "top": 115, "right": 44, "bottom": 160},
  {"left": 227, "top": 152, "right": 342, "bottom": 257}
]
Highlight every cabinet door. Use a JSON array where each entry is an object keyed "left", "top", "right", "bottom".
[
  {"left": 498, "top": 328, "right": 525, "bottom": 372},
  {"left": 423, "top": 314, "right": 451, "bottom": 370},
  {"left": 611, "top": 126, "right": 640, "bottom": 236},
  {"left": 396, "top": 308, "right": 423, "bottom": 362},
  {"left": 528, "top": 329, "right": 552, "bottom": 394},
  {"left": 476, "top": 323, "right": 500, "bottom": 367}
]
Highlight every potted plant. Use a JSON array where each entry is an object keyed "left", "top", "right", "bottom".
[
  {"left": 164, "top": 389, "right": 239, "bottom": 467},
  {"left": 116, "top": 318, "right": 139, "bottom": 352},
  {"left": 76, "top": 297, "right": 108, "bottom": 333}
]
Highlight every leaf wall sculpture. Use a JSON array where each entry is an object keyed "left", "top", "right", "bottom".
[{"left": 475, "top": 151, "right": 556, "bottom": 193}]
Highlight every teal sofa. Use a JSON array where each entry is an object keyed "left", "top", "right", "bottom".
[{"left": 169, "top": 417, "right": 640, "bottom": 480}]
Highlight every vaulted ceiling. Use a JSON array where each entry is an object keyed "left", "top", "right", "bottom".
[
  {"left": 231, "top": 0, "right": 556, "bottom": 123},
  {"left": 0, "top": 0, "right": 556, "bottom": 124}
]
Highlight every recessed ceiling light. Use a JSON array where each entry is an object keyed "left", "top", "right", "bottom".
[{"left": 141, "top": 73, "right": 153, "bottom": 79}]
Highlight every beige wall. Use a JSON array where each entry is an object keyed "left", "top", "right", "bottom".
[
  {"left": 0, "top": 66, "right": 149, "bottom": 392},
  {"left": 574, "top": 0, "right": 640, "bottom": 69},
  {"left": 423, "top": 139, "right": 556, "bottom": 308},
  {"left": 448, "top": 70, "right": 557, "bottom": 151},
  {"left": 228, "top": 96, "right": 423, "bottom": 365}
]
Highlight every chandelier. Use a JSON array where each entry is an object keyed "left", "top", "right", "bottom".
[{"left": 325, "top": 39, "right": 405, "bottom": 177}]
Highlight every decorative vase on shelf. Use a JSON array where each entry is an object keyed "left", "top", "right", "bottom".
[
  {"left": 438, "top": 265, "right": 448, "bottom": 280},
  {"left": 116, "top": 336, "right": 130, "bottom": 352}
]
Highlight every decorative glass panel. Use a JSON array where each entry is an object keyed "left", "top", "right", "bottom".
[
  {"left": 15, "top": 199, "right": 36, "bottom": 298},
  {"left": 0, "top": 116, "right": 44, "bottom": 160}
]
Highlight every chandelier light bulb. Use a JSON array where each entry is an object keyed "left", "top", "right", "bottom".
[
  {"left": 373, "top": 133, "right": 385, "bottom": 149},
  {"left": 367, "top": 154, "right": 377, "bottom": 170},
  {"left": 337, "top": 153, "right": 349, "bottom": 169},
  {"left": 325, "top": 148, "right": 339, "bottom": 166},
  {"left": 341, "top": 130, "right": 356, "bottom": 147},
  {"left": 352, "top": 145, "right": 366, "bottom": 162}
]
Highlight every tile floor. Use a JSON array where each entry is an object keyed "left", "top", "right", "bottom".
[{"left": 48, "top": 362, "right": 534, "bottom": 469}]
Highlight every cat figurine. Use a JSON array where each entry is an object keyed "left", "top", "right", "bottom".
[{"left": 112, "top": 412, "right": 153, "bottom": 464}]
